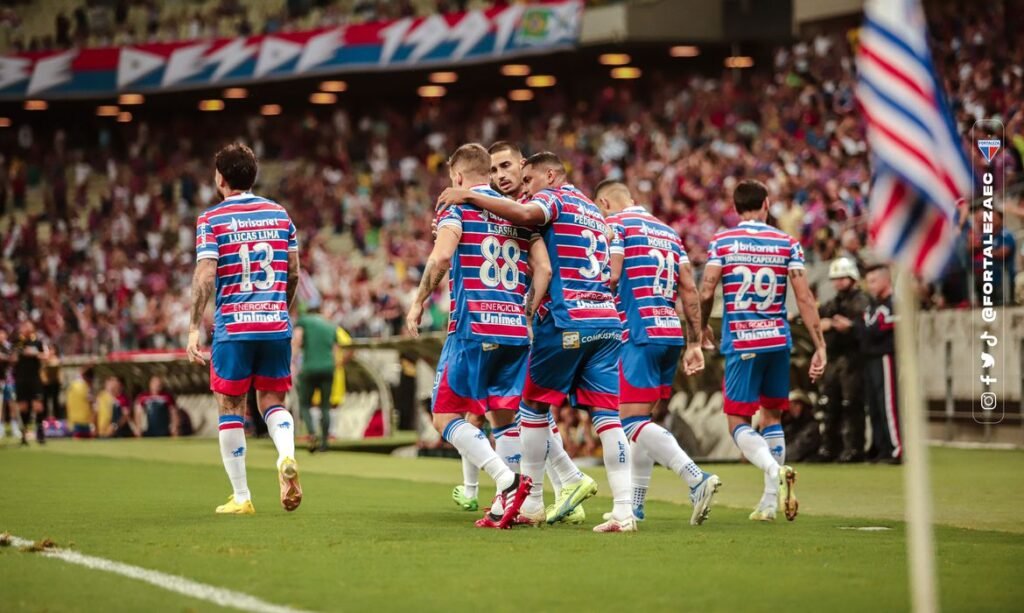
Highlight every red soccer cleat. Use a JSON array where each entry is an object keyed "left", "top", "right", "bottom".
[
  {"left": 474, "top": 513, "right": 502, "bottom": 529},
  {"left": 496, "top": 474, "right": 533, "bottom": 529}
]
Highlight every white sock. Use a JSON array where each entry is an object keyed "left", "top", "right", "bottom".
[
  {"left": 443, "top": 418, "right": 513, "bottom": 492},
  {"left": 594, "top": 411, "right": 632, "bottom": 521},
  {"left": 263, "top": 405, "right": 295, "bottom": 467},
  {"left": 461, "top": 455, "right": 480, "bottom": 499},
  {"left": 761, "top": 424, "right": 786, "bottom": 505},
  {"left": 518, "top": 404, "right": 551, "bottom": 513},
  {"left": 546, "top": 412, "right": 564, "bottom": 494},
  {"left": 634, "top": 420, "right": 704, "bottom": 488},
  {"left": 732, "top": 424, "right": 780, "bottom": 479},
  {"left": 491, "top": 423, "right": 520, "bottom": 515},
  {"left": 218, "top": 415, "right": 250, "bottom": 503},
  {"left": 630, "top": 441, "right": 653, "bottom": 509}
]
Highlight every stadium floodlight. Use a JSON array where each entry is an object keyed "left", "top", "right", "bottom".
[
  {"left": 611, "top": 67, "right": 642, "bottom": 79},
  {"left": 429, "top": 71, "right": 458, "bottom": 84},
  {"left": 118, "top": 93, "right": 144, "bottom": 105},
  {"left": 0, "top": 117, "right": 10, "bottom": 127},
  {"left": 260, "top": 104, "right": 282, "bottom": 116},
  {"left": 500, "top": 64, "right": 530, "bottom": 77},
  {"left": 96, "top": 105, "right": 120, "bottom": 117},
  {"left": 24, "top": 100, "right": 47, "bottom": 111},
  {"left": 724, "top": 56, "right": 754, "bottom": 68},
  {"left": 116, "top": 112, "right": 132, "bottom": 123},
  {"left": 599, "top": 53, "right": 630, "bottom": 66},
  {"left": 417, "top": 85, "right": 446, "bottom": 98},
  {"left": 508, "top": 89, "right": 534, "bottom": 102},
  {"left": 670, "top": 45, "right": 700, "bottom": 57},
  {"left": 319, "top": 80, "right": 347, "bottom": 92},
  {"left": 526, "top": 75, "right": 556, "bottom": 88},
  {"left": 223, "top": 88, "right": 248, "bottom": 99},
  {"left": 198, "top": 99, "right": 225, "bottom": 111},
  {"left": 310, "top": 92, "right": 337, "bottom": 104}
]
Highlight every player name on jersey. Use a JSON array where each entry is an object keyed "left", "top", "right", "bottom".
[
  {"left": 707, "top": 220, "right": 803, "bottom": 355},
  {"left": 195, "top": 193, "right": 297, "bottom": 341},
  {"left": 608, "top": 205, "right": 686, "bottom": 345}
]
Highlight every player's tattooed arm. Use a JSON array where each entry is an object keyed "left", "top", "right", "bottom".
[
  {"left": 187, "top": 259, "right": 217, "bottom": 365},
  {"left": 789, "top": 267, "right": 827, "bottom": 382},
  {"left": 286, "top": 251, "right": 300, "bottom": 308},
  {"left": 436, "top": 189, "right": 546, "bottom": 226},
  {"left": 405, "top": 227, "right": 459, "bottom": 336},
  {"left": 677, "top": 262, "right": 702, "bottom": 345},
  {"left": 698, "top": 264, "right": 722, "bottom": 348}
]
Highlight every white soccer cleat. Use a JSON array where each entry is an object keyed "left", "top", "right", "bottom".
[
  {"left": 593, "top": 515, "right": 638, "bottom": 533},
  {"left": 689, "top": 473, "right": 721, "bottom": 526}
]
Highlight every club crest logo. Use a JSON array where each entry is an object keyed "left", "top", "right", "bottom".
[{"left": 977, "top": 139, "right": 1001, "bottom": 164}]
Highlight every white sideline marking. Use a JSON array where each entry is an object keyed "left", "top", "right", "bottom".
[{"left": 8, "top": 536, "right": 310, "bottom": 613}]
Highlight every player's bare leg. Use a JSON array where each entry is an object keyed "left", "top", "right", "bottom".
[
  {"left": 260, "top": 389, "right": 301, "bottom": 512},
  {"left": 432, "top": 411, "right": 531, "bottom": 528},
  {"left": 215, "top": 392, "right": 255, "bottom": 514},
  {"left": 617, "top": 400, "right": 720, "bottom": 525}
]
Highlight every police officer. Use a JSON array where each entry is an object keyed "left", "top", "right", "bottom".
[
  {"left": 815, "top": 257, "right": 870, "bottom": 462},
  {"left": 858, "top": 264, "right": 902, "bottom": 464}
]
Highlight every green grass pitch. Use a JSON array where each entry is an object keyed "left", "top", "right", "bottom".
[{"left": 1, "top": 438, "right": 1022, "bottom": 612}]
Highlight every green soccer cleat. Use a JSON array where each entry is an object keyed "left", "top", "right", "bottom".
[
  {"left": 451, "top": 485, "right": 479, "bottom": 512},
  {"left": 547, "top": 501, "right": 587, "bottom": 524},
  {"left": 546, "top": 474, "right": 597, "bottom": 524}
]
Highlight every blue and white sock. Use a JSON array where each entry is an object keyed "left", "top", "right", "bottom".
[
  {"left": 263, "top": 405, "right": 295, "bottom": 467},
  {"left": 518, "top": 403, "right": 552, "bottom": 513},
  {"left": 732, "top": 423, "right": 779, "bottom": 480},
  {"left": 627, "top": 416, "right": 704, "bottom": 488},
  {"left": 761, "top": 424, "right": 786, "bottom": 505},
  {"left": 593, "top": 410, "right": 632, "bottom": 521},
  {"left": 218, "top": 415, "right": 250, "bottom": 503},
  {"left": 546, "top": 411, "right": 564, "bottom": 495},
  {"left": 491, "top": 422, "right": 521, "bottom": 515},
  {"left": 442, "top": 418, "right": 513, "bottom": 493}
]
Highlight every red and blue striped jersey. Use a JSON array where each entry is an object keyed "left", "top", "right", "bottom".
[
  {"left": 608, "top": 206, "right": 686, "bottom": 346},
  {"left": 529, "top": 184, "right": 620, "bottom": 329},
  {"left": 706, "top": 220, "right": 804, "bottom": 355},
  {"left": 436, "top": 185, "right": 534, "bottom": 345},
  {"left": 195, "top": 192, "right": 297, "bottom": 342}
]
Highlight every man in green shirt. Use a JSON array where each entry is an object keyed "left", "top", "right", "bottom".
[{"left": 293, "top": 306, "right": 339, "bottom": 452}]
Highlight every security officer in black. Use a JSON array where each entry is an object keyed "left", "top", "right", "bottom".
[
  {"left": 815, "top": 257, "right": 870, "bottom": 462},
  {"left": 858, "top": 264, "right": 902, "bottom": 464}
]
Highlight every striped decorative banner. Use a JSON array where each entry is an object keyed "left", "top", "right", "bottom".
[{"left": 856, "top": 0, "right": 971, "bottom": 280}]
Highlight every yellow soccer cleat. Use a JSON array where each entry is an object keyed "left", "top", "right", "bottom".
[
  {"left": 546, "top": 474, "right": 598, "bottom": 524},
  {"left": 549, "top": 502, "right": 587, "bottom": 524},
  {"left": 748, "top": 504, "right": 776, "bottom": 521},
  {"left": 779, "top": 465, "right": 798, "bottom": 521},
  {"left": 279, "top": 456, "right": 303, "bottom": 512},
  {"left": 216, "top": 495, "right": 255, "bottom": 515}
]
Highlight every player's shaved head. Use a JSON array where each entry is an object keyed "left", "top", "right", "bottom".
[
  {"left": 488, "top": 141, "right": 522, "bottom": 157},
  {"left": 732, "top": 179, "right": 769, "bottom": 215},
  {"left": 215, "top": 143, "right": 258, "bottom": 191},
  {"left": 593, "top": 179, "right": 633, "bottom": 216},
  {"left": 448, "top": 143, "right": 491, "bottom": 180}
]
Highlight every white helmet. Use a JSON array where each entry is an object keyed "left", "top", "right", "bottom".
[{"left": 828, "top": 257, "right": 860, "bottom": 280}]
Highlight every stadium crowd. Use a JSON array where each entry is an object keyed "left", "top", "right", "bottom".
[{"left": 0, "top": 1, "right": 1021, "bottom": 454}]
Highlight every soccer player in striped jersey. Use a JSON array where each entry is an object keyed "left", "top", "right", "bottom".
[
  {"left": 699, "top": 180, "right": 827, "bottom": 522},
  {"left": 594, "top": 180, "right": 721, "bottom": 525},
  {"left": 438, "top": 152, "right": 633, "bottom": 533},
  {"left": 187, "top": 143, "right": 302, "bottom": 515},
  {"left": 405, "top": 143, "right": 532, "bottom": 529}
]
